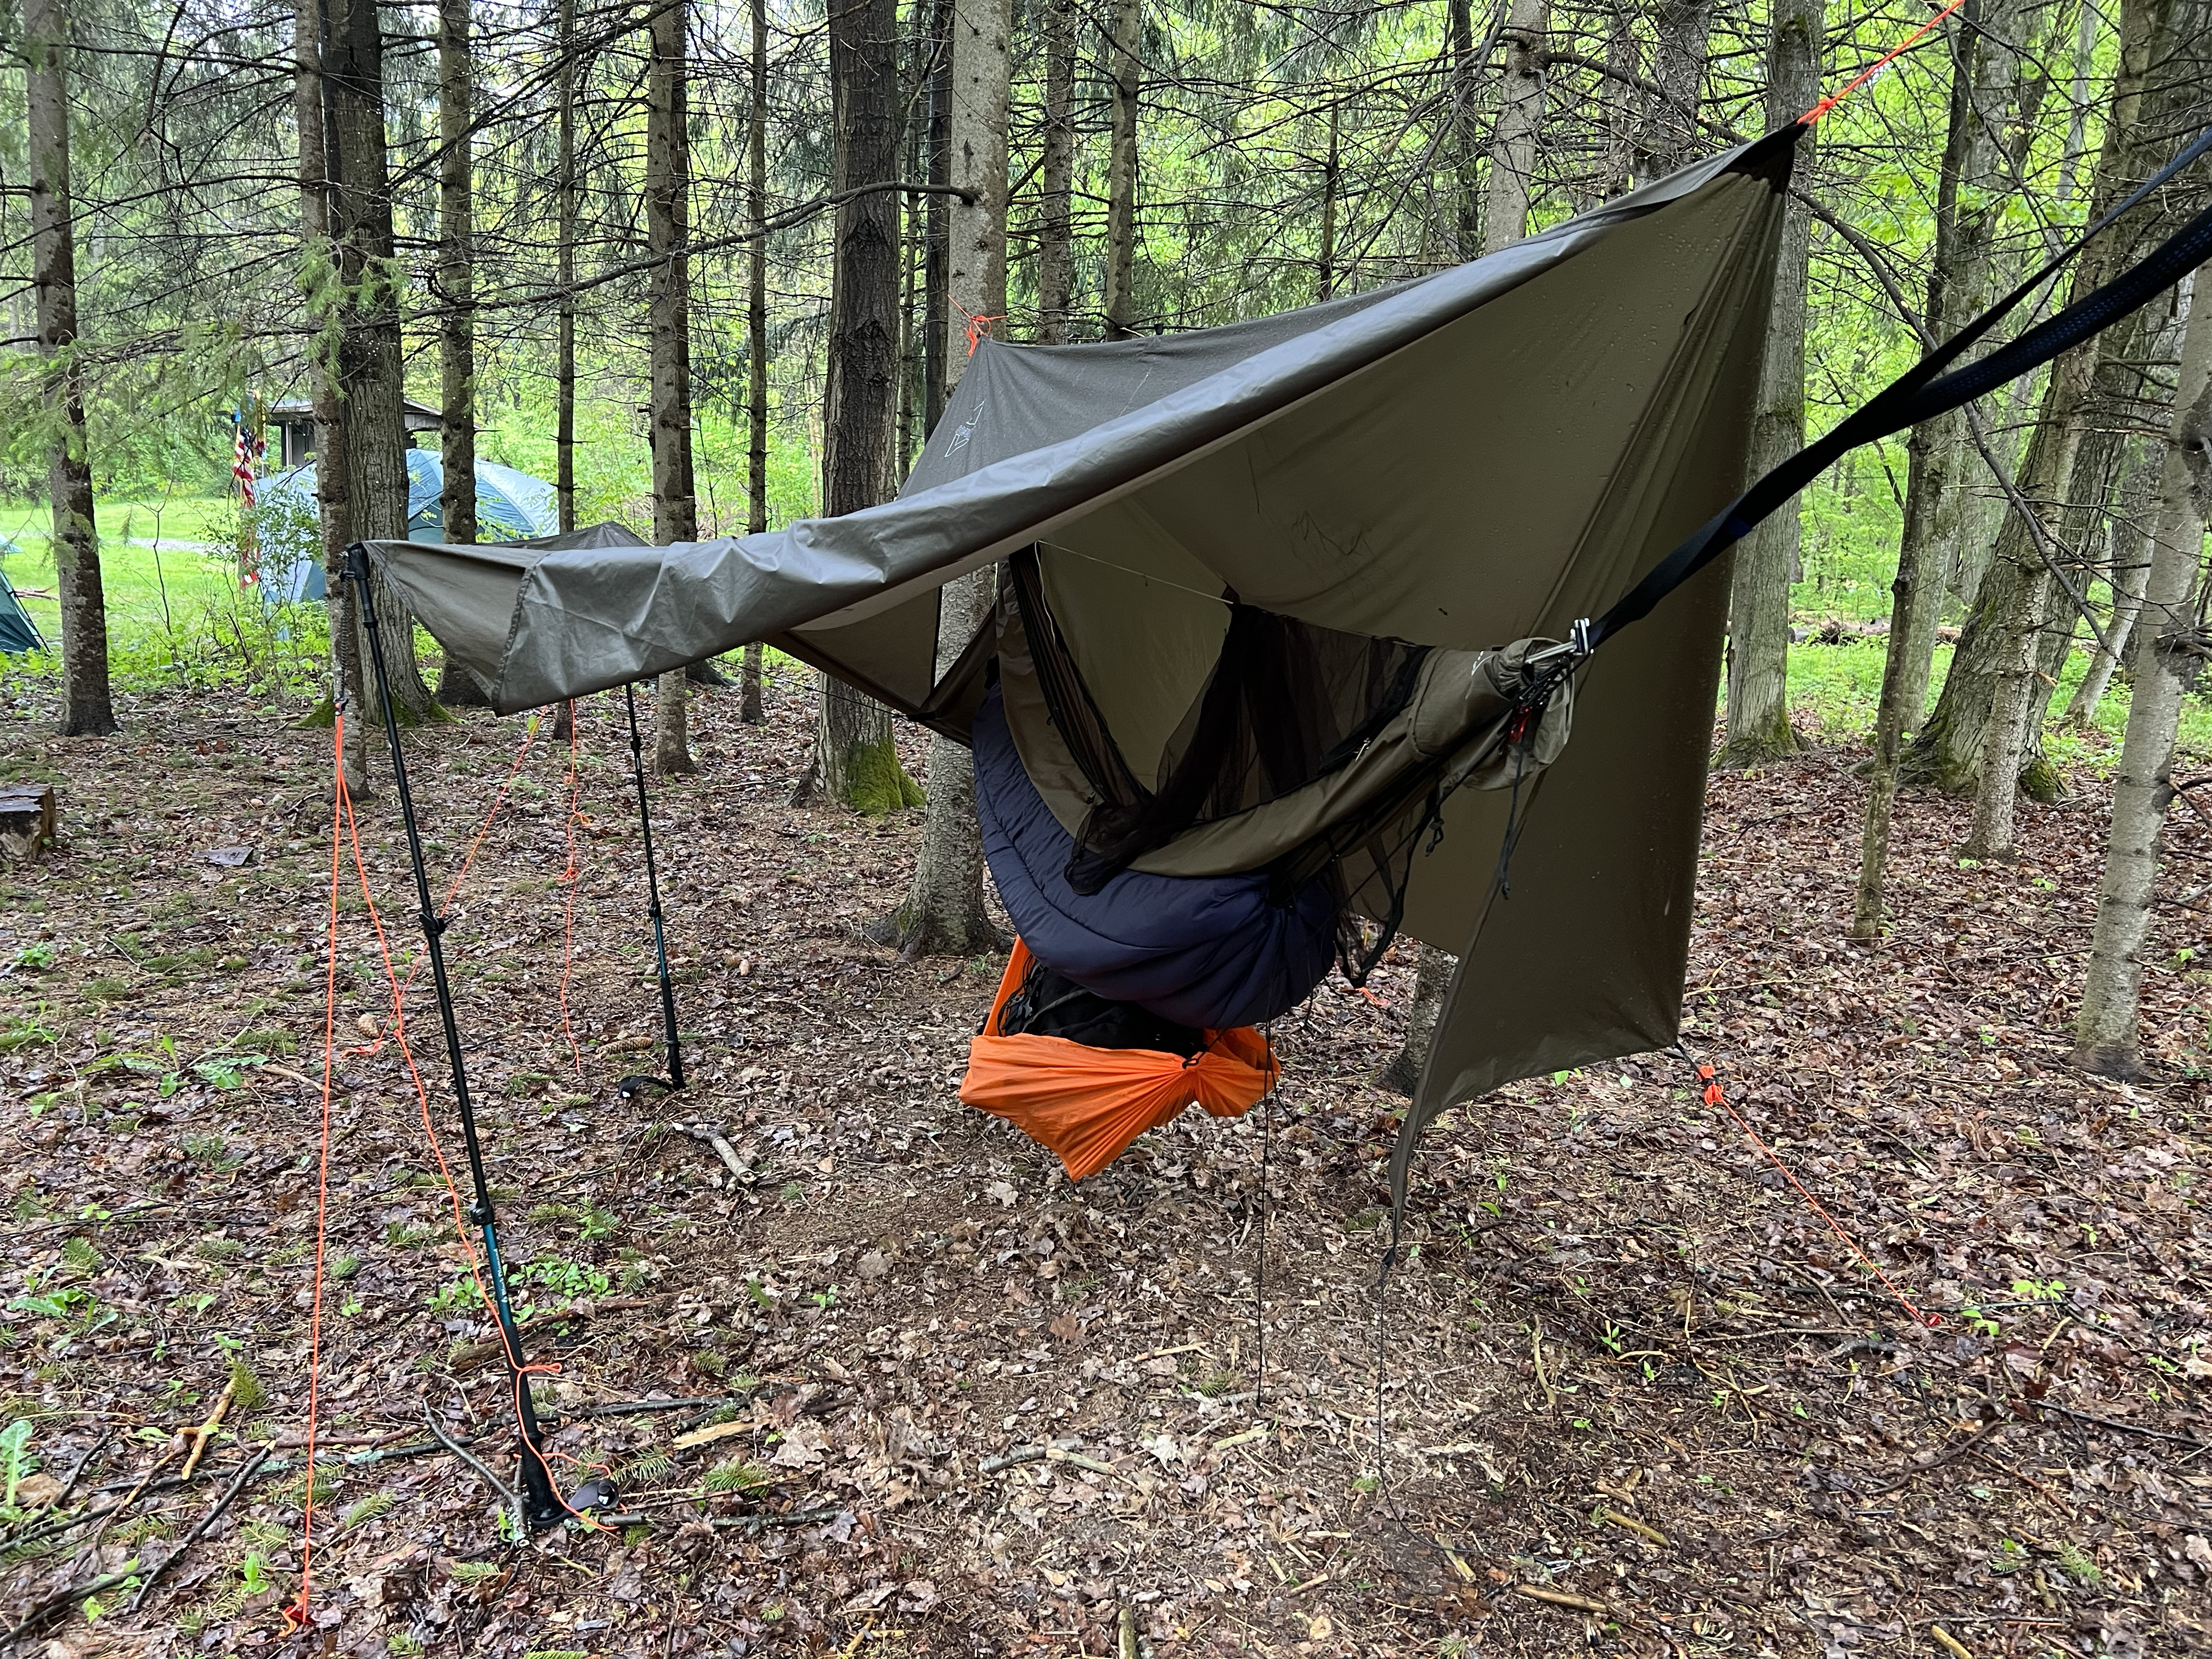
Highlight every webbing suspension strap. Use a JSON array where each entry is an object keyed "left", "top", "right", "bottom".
[
  {"left": 344, "top": 545, "right": 567, "bottom": 1532},
  {"left": 1582, "top": 127, "right": 2212, "bottom": 655}
]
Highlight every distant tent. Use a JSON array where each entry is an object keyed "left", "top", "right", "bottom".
[
  {"left": 261, "top": 450, "right": 558, "bottom": 601},
  {"left": 0, "top": 574, "right": 46, "bottom": 654}
]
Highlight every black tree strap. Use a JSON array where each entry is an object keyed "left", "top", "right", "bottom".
[{"left": 1589, "top": 131, "right": 2212, "bottom": 652}]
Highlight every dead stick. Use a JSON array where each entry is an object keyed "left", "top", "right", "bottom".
[
  {"left": 180, "top": 1378, "right": 235, "bottom": 1481},
  {"left": 124, "top": 1445, "right": 270, "bottom": 1615},
  {"left": 422, "top": 1403, "right": 523, "bottom": 1536},
  {"left": 1512, "top": 1583, "right": 1611, "bottom": 1615}
]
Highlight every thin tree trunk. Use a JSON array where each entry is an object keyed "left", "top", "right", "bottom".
[
  {"left": 1102, "top": 0, "right": 1141, "bottom": 338},
  {"left": 1598, "top": 0, "right": 1638, "bottom": 199},
  {"left": 327, "top": 0, "right": 433, "bottom": 723},
  {"left": 2073, "top": 259, "right": 2212, "bottom": 1076},
  {"left": 801, "top": 0, "right": 916, "bottom": 814},
  {"left": 1378, "top": 943, "right": 1455, "bottom": 1095},
  {"left": 1639, "top": 0, "right": 1708, "bottom": 179},
  {"left": 296, "top": 0, "right": 367, "bottom": 786},
  {"left": 1317, "top": 100, "right": 1340, "bottom": 299},
  {"left": 555, "top": 0, "right": 578, "bottom": 539},
  {"left": 432, "top": 0, "right": 486, "bottom": 710},
  {"left": 1481, "top": 0, "right": 1546, "bottom": 259},
  {"left": 1036, "top": 0, "right": 1075, "bottom": 343},
  {"left": 923, "top": 0, "right": 954, "bottom": 421},
  {"left": 1717, "top": 0, "right": 1819, "bottom": 769},
  {"left": 2063, "top": 444, "right": 2159, "bottom": 726},
  {"left": 1448, "top": 0, "right": 1479, "bottom": 258},
  {"left": 882, "top": 0, "right": 1007, "bottom": 955},
  {"left": 646, "top": 0, "right": 697, "bottom": 775},
  {"left": 741, "top": 0, "right": 769, "bottom": 728},
  {"left": 26, "top": 0, "right": 115, "bottom": 738}
]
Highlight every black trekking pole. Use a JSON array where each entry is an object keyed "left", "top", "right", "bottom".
[
  {"left": 344, "top": 545, "right": 566, "bottom": 1532},
  {"left": 622, "top": 680, "right": 684, "bottom": 1098}
]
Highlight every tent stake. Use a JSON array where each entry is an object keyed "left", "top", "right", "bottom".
[
  {"left": 623, "top": 681, "right": 684, "bottom": 1092},
  {"left": 345, "top": 546, "right": 566, "bottom": 1533}
]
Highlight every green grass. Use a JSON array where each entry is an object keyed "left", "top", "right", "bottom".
[{"left": 1779, "top": 636, "right": 2212, "bottom": 765}]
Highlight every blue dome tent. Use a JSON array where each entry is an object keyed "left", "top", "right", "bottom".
[{"left": 260, "top": 450, "right": 558, "bottom": 601}]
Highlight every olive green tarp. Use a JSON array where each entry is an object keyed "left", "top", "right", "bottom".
[{"left": 362, "top": 131, "right": 1795, "bottom": 1188}]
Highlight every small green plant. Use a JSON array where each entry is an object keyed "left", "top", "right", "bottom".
[
  {"left": 1988, "top": 1538, "right": 2029, "bottom": 1576},
  {"left": 2056, "top": 1541, "right": 2100, "bottom": 1585},
  {"left": 702, "top": 1459, "right": 770, "bottom": 1494},
  {"left": 228, "top": 1359, "right": 267, "bottom": 1414},
  {"left": 387, "top": 1636, "right": 427, "bottom": 1656},
  {"left": 1960, "top": 1307, "right": 2001, "bottom": 1338},
  {"left": 194, "top": 1234, "right": 245, "bottom": 1262},
  {"left": 61, "top": 1237, "right": 98, "bottom": 1276},
  {"left": 449, "top": 1560, "right": 501, "bottom": 1587},
  {"left": 340, "top": 1493, "right": 396, "bottom": 1531},
  {"left": 621, "top": 1449, "right": 674, "bottom": 1486},
  {"left": 239, "top": 1551, "right": 273, "bottom": 1595},
  {"left": 8, "top": 943, "right": 55, "bottom": 972},
  {"left": 2011, "top": 1277, "right": 2065, "bottom": 1303},
  {"left": 1, "top": 1419, "right": 36, "bottom": 1505},
  {"left": 0, "top": 1006, "right": 59, "bottom": 1052},
  {"left": 1194, "top": 1368, "right": 1240, "bottom": 1397}
]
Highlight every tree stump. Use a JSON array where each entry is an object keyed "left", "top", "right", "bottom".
[{"left": 0, "top": 783, "right": 56, "bottom": 861}]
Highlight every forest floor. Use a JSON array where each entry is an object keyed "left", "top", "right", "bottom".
[{"left": 1, "top": 669, "right": 2209, "bottom": 1659}]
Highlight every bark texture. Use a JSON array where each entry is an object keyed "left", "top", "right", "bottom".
[
  {"left": 1639, "top": 0, "right": 1708, "bottom": 179},
  {"left": 883, "top": 0, "right": 1009, "bottom": 955},
  {"left": 1036, "top": 0, "right": 1076, "bottom": 343},
  {"left": 739, "top": 0, "right": 769, "bottom": 727},
  {"left": 647, "top": 0, "right": 697, "bottom": 775},
  {"left": 555, "top": 0, "right": 578, "bottom": 536},
  {"left": 327, "top": 0, "right": 433, "bottom": 721},
  {"left": 1378, "top": 945, "right": 1455, "bottom": 1096},
  {"left": 2074, "top": 259, "right": 2212, "bottom": 1076},
  {"left": 26, "top": 0, "right": 116, "bottom": 738},
  {"left": 1102, "top": 0, "right": 1142, "bottom": 337},
  {"left": 295, "top": 0, "right": 367, "bottom": 787},
  {"left": 1481, "top": 0, "right": 1547, "bottom": 261},
  {"left": 1718, "top": 0, "right": 1819, "bottom": 770},
  {"left": 432, "top": 0, "right": 487, "bottom": 711},
  {"left": 803, "top": 0, "right": 916, "bottom": 814},
  {"left": 1449, "top": 0, "right": 1480, "bottom": 256}
]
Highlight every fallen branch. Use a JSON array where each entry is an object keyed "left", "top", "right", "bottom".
[
  {"left": 1863, "top": 1420, "right": 2004, "bottom": 1493},
  {"left": 422, "top": 1404, "right": 522, "bottom": 1536},
  {"left": 684, "top": 1123, "right": 751, "bottom": 1182},
  {"left": 707, "top": 1505, "right": 851, "bottom": 1531},
  {"left": 2037, "top": 1401, "right": 2211, "bottom": 1447},
  {"left": 179, "top": 1378, "right": 235, "bottom": 1480},
  {"left": 124, "top": 1444, "right": 270, "bottom": 1615},
  {"left": 1511, "top": 1583, "right": 1611, "bottom": 1615},
  {"left": 980, "top": 1444, "right": 1121, "bottom": 1478}
]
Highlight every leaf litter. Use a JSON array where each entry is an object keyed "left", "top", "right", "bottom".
[{"left": 1, "top": 677, "right": 2207, "bottom": 1657}]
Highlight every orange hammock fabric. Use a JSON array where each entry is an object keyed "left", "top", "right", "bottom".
[{"left": 960, "top": 940, "right": 1279, "bottom": 1180}]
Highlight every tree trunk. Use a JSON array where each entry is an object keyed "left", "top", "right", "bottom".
[
  {"left": 26, "top": 0, "right": 116, "bottom": 738},
  {"left": 555, "top": 0, "right": 578, "bottom": 538},
  {"left": 1378, "top": 945, "right": 1454, "bottom": 1094},
  {"left": 1717, "top": 0, "right": 1819, "bottom": 770},
  {"left": 1317, "top": 100, "right": 1340, "bottom": 299},
  {"left": 1102, "top": 0, "right": 1141, "bottom": 338},
  {"left": 740, "top": 0, "right": 769, "bottom": 729},
  {"left": 800, "top": 0, "right": 916, "bottom": 814},
  {"left": 2062, "top": 441, "right": 2159, "bottom": 726},
  {"left": 432, "top": 0, "right": 487, "bottom": 711},
  {"left": 1903, "top": 0, "right": 2199, "bottom": 798},
  {"left": 1481, "top": 0, "right": 1546, "bottom": 259},
  {"left": 1598, "top": 0, "right": 1638, "bottom": 199},
  {"left": 1036, "top": 0, "right": 1076, "bottom": 343},
  {"left": 923, "top": 0, "right": 954, "bottom": 422},
  {"left": 296, "top": 0, "right": 368, "bottom": 786},
  {"left": 1448, "top": 0, "right": 1479, "bottom": 258},
  {"left": 883, "top": 0, "right": 1008, "bottom": 954},
  {"left": 326, "top": 0, "right": 433, "bottom": 723},
  {"left": 646, "top": 0, "right": 697, "bottom": 775},
  {"left": 2073, "top": 258, "right": 2212, "bottom": 1076},
  {"left": 1639, "top": 0, "right": 1708, "bottom": 179}
]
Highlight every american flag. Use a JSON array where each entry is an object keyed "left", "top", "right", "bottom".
[{"left": 232, "top": 421, "right": 263, "bottom": 507}]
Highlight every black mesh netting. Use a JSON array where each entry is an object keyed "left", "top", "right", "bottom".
[{"left": 1011, "top": 551, "right": 1431, "bottom": 895}]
